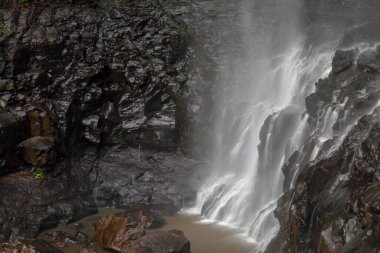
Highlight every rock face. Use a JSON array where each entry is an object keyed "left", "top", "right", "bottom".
[
  {"left": 80, "top": 147, "right": 203, "bottom": 211},
  {"left": 0, "top": 111, "right": 28, "bottom": 173},
  {"left": 0, "top": 0, "right": 202, "bottom": 243},
  {"left": 0, "top": 170, "right": 97, "bottom": 242},
  {"left": 95, "top": 208, "right": 190, "bottom": 253},
  {"left": 275, "top": 47, "right": 380, "bottom": 253}
]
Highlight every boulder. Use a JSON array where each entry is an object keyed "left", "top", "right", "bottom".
[
  {"left": 0, "top": 239, "right": 63, "bottom": 253},
  {"left": 95, "top": 208, "right": 165, "bottom": 246},
  {"left": 95, "top": 207, "right": 190, "bottom": 253},
  {"left": 18, "top": 136, "right": 56, "bottom": 166},
  {"left": 127, "top": 229, "right": 190, "bottom": 253},
  {"left": 331, "top": 49, "right": 356, "bottom": 73},
  {"left": 357, "top": 45, "right": 380, "bottom": 71}
]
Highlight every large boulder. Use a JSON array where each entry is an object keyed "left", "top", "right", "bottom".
[
  {"left": 95, "top": 207, "right": 165, "bottom": 244},
  {"left": 95, "top": 207, "right": 190, "bottom": 253}
]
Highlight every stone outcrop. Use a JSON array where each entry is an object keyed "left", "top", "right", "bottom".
[{"left": 95, "top": 207, "right": 190, "bottom": 253}]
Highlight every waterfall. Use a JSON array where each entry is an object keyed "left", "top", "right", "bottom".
[
  {"left": 186, "top": 0, "right": 337, "bottom": 251},
  {"left": 191, "top": 45, "right": 333, "bottom": 251}
]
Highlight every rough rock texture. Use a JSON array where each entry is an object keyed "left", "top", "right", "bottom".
[
  {"left": 95, "top": 208, "right": 190, "bottom": 253},
  {"left": 18, "top": 136, "right": 56, "bottom": 166},
  {"left": 0, "top": 111, "right": 28, "bottom": 173},
  {"left": 79, "top": 147, "right": 204, "bottom": 211},
  {"left": 0, "top": 0, "right": 204, "bottom": 242},
  {"left": 0, "top": 239, "right": 63, "bottom": 253},
  {"left": 276, "top": 47, "right": 380, "bottom": 253},
  {"left": 0, "top": 170, "right": 97, "bottom": 242},
  {"left": 126, "top": 230, "right": 190, "bottom": 253}
]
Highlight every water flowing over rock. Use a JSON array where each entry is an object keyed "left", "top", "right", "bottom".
[
  {"left": 1, "top": 0, "right": 380, "bottom": 252},
  {"left": 273, "top": 45, "right": 380, "bottom": 252},
  {"left": 188, "top": 1, "right": 380, "bottom": 252}
]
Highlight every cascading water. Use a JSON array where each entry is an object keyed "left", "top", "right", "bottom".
[
  {"left": 192, "top": 44, "right": 334, "bottom": 251},
  {"left": 186, "top": 0, "right": 338, "bottom": 251},
  {"left": 186, "top": 0, "right": 380, "bottom": 251}
]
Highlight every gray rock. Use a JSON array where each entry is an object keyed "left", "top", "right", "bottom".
[
  {"left": 357, "top": 45, "right": 380, "bottom": 71},
  {"left": 331, "top": 49, "right": 356, "bottom": 73}
]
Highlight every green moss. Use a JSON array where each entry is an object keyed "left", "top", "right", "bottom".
[
  {"left": 31, "top": 166, "right": 45, "bottom": 181},
  {"left": 0, "top": 24, "right": 7, "bottom": 36}
]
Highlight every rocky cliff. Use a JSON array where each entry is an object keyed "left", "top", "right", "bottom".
[
  {"left": 0, "top": 0, "right": 207, "bottom": 242},
  {"left": 274, "top": 46, "right": 380, "bottom": 253}
]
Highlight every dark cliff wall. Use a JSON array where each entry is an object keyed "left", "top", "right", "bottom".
[
  {"left": 0, "top": 0, "right": 203, "bottom": 242},
  {"left": 274, "top": 46, "right": 380, "bottom": 253}
]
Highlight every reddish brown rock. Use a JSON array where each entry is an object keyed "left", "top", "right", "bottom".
[
  {"left": 27, "top": 110, "right": 55, "bottom": 137},
  {"left": 95, "top": 208, "right": 189, "bottom": 253},
  {"left": 18, "top": 136, "right": 56, "bottom": 166},
  {"left": 0, "top": 239, "right": 63, "bottom": 253}
]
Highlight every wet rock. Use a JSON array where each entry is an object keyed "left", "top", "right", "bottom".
[
  {"left": 83, "top": 148, "right": 203, "bottom": 211},
  {"left": 95, "top": 206, "right": 180, "bottom": 252},
  {"left": 27, "top": 109, "right": 55, "bottom": 137},
  {"left": 331, "top": 49, "right": 356, "bottom": 73},
  {"left": 0, "top": 0, "right": 204, "bottom": 244},
  {"left": 127, "top": 229, "right": 190, "bottom": 253},
  {"left": 80, "top": 243, "right": 99, "bottom": 253},
  {"left": 0, "top": 170, "right": 97, "bottom": 242},
  {"left": 96, "top": 214, "right": 190, "bottom": 253},
  {"left": 43, "top": 231, "right": 78, "bottom": 248},
  {"left": 0, "top": 111, "right": 28, "bottom": 173},
  {"left": 0, "top": 79, "right": 14, "bottom": 91},
  {"left": 18, "top": 136, "right": 56, "bottom": 166},
  {"left": 281, "top": 109, "right": 380, "bottom": 253},
  {"left": 0, "top": 239, "right": 63, "bottom": 253},
  {"left": 357, "top": 45, "right": 380, "bottom": 71},
  {"left": 95, "top": 207, "right": 164, "bottom": 236}
]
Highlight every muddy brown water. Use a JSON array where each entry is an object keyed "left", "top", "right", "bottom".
[{"left": 38, "top": 208, "right": 257, "bottom": 253}]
